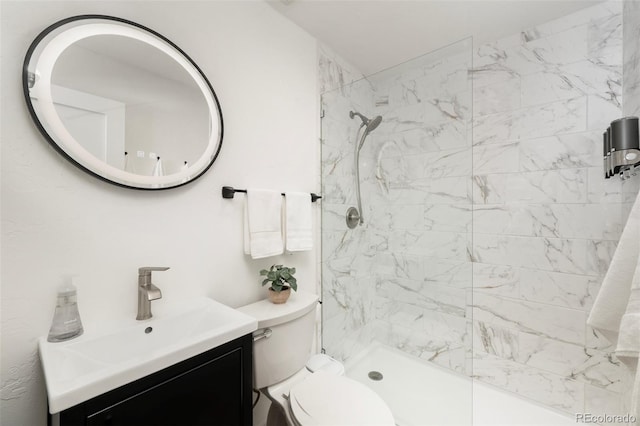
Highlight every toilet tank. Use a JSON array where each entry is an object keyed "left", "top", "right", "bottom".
[{"left": 238, "top": 291, "right": 319, "bottom": 389}]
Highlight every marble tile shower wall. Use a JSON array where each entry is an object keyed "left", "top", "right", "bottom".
[
  {"left": 624, "top": 0, "right": 640, "bottom": 118},
  {"left": 320, "top": 0, "right": 640, "bottom": 418},
  {"left": 471, "top": 1, "right": 639, "bottom": 416},
  {"left": 320, "top": 42, "right": 473, "bottom": 367},
  {"left": 365, "top": 45, "right": 473, "bottom": 375},
  {"left": 320, "top": 45, "right": 378, "bottom": 360}
]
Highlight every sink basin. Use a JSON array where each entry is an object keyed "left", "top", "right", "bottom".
[{"left": 39, "top": 298, "right": 257, "bottom": 413}]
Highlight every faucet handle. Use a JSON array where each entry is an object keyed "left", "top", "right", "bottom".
[
  {"left": 138, "top": 267, "right": 170, "bottom": 287},
  {"left": 138, "top": 266, "right": 170, "bottom": 276}
]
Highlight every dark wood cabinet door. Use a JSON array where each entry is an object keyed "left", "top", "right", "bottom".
[{"left": 56, "top": 335, "right": 253, "bottom": 426}]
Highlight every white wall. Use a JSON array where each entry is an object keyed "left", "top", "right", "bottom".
[{"left": 0, "top": 2, "right": 318, "bottom": 425}]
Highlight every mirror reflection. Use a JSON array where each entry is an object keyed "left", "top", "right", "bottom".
[
  {"left": 52, "top": 35, "right": 210, "bottom": 176},
  {"left": 24, "top": 16, "right": 223, "bottom": 189}
]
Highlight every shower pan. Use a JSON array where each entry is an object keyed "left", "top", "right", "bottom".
[{"left": 346, "top": 110, "right": 382, "bottom": 229}]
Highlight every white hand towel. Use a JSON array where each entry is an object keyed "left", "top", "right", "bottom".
[
  {"left": 588, "top": 189, "right": 640, "bottom": 423},
  {"left": 243, "top": 189, "right": 283, "bottom": 259},
  {"left": 617, "top": 237, "right": 640, "bottom": 423},
  {"left": 284, "top": 192, "right": 313, "bottom": 252}
]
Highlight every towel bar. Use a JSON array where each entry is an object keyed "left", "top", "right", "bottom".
[{"left": 221, "top": 186, "right": 322, "bottom": 202}]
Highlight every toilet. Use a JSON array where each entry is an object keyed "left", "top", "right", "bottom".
[{"left": 238, "top": 291, "right": 395, "bottom": 426}]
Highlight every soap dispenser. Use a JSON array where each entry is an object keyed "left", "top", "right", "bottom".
[{"left": 47, "top": 279, "right": 84, "bottom": 342}]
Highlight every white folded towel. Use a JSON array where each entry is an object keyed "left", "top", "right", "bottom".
[
  {"left": 617, "top": 244, "right": 640, "bottom": 423},
  {"left": 243, "top": 189, "right": 283, "bottom": 259},
  {"left": 284, "top": 192, "right": 313, "bottom": 252},
  {"left": 588, "top": 189, "right": 640, "bottom": 423}
]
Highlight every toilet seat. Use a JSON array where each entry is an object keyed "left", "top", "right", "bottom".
[{"left": 288, "top": 371, "right": 395, "bottom": 426}]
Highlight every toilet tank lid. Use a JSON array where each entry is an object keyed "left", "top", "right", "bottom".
[{"left": 237, "top": 291, "right": 319, "bottom": 328}]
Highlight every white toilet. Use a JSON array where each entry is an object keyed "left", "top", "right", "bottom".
[{"left": 239, "top": 291, "right": 395, "bottom": 426}]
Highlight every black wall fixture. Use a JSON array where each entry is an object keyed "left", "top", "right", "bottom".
[{"left": 604, "top": 116, "right": 639, "bottom": 179}]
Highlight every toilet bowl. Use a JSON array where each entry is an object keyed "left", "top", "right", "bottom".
[{"left": 238, "top": 292, "right": 394, "bottom": 426}]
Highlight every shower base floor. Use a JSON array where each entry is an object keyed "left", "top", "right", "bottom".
[{"left": 344, "top": 342, "right": 575, "bottom": 426}]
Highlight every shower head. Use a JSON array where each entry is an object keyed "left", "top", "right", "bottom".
[
  {"left": 350, "top": 111, "right": 382, "bottom": 135},
  {"left": 366, "top": 115, "right": 382, "bottom": 133}
]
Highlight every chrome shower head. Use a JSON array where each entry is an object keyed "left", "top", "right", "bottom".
[
  {"left": 350, "top": 111, "right": 382, "bottom": 134},
  {"left": 365, "top": 115, "right": 382, "bottom": 134},
  {"left": 350, "top": 111, "right": 382, "bottom": 152}
]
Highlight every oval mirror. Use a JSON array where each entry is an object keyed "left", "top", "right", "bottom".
[{"left": 22, "top": 15, "right": 223, "bottom": 190}]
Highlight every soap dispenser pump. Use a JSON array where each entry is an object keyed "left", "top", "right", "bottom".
[{"left": 47, "top": 279, "right": 84, "bottom": 342}]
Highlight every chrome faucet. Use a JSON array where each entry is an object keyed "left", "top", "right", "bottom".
[{"left": 136, "top": 267, "right": 169, "bottom": 320}]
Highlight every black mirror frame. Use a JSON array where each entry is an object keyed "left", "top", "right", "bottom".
[{"left": 22, "top": 14, "right": 224, "bottom": 190}]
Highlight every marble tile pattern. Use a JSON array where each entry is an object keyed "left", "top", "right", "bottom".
[
  {"left": 623, "top": 0, "right": 640, "bottom": 118},
  {"left": 320, "top": 1, "right": 639, "bottom": 418},
  {"left": 318, "top": 44, "right": 366, "bottom": 95},
  {"left": 319, "top": 45, "right": 378, "bottom": 360},
  {"left": 320, "top": 40, "right": 474, "bottom": 373},
  {"left": 471, "top": 1, "right": 638, "bottom": 416}
]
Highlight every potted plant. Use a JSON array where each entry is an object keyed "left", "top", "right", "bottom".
[{"left": 260, "top": 264, "right": 298, "bottom": 304}]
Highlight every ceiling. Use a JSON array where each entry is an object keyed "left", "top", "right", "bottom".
[{"left": 268, "top": 0, "right": 603, "bottom": 76}]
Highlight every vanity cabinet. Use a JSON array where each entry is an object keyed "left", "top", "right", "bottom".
[{"left": 51, "top": 334, "right": 253, "bottom": 426}]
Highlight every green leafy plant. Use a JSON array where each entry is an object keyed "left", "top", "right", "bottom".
[{"left": 260, "top": 264, "right": 298, "bottom": 293}]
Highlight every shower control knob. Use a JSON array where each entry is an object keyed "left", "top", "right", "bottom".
[{"left": 346, "top": 207, "right": 360, "bottom": 229}]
